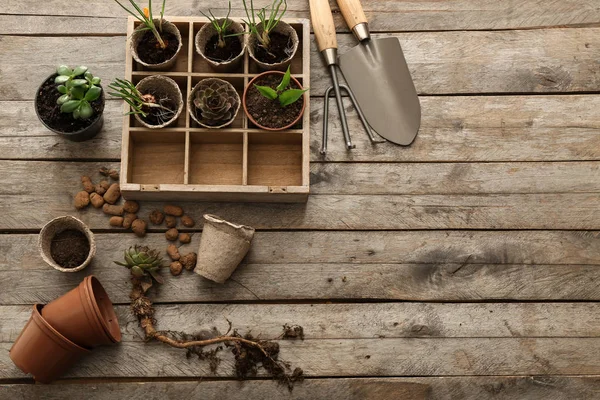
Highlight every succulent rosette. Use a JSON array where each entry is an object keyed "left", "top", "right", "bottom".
[{"left": 191, "top": 78, "right": 240, "bottom": 128}]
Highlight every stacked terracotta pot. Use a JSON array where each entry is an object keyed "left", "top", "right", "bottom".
[{"left": 10, "top": 276, "right": 121, "bottom": 383}]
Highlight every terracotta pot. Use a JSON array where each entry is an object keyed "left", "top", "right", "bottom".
[
  {"left": 38, "top": 216, "right": 96, "bottom": 273},
  {"left": 134, "top": 75, "right": 184, "bottom": 129},
  {"left": 131, "top": 19, "right": 182, "bottom": 70},
  {"left": 194, "top": 214, "right": 255, "bottom": 283},
  {"left": 243, "top": 71, "right": 306, "bottom": 131},
  {"left": 248, "top": 21, "right": 299, "bottom": 71},
  {"left": 42, "top": 275, "right": 121, "bottom": 348},
  {"left": 10, "top": 304, "right": 90, "bottom": 383},
  {"left": 195, "top": 18, "right": 246, "bottom": 72},
  {"left": 188, "top": 78, "right": 241, "bottom": 128}
]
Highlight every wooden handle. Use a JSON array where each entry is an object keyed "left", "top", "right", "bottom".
[
  {"left": 309, "top": 0, "right": 337, "bottom": 51},
  {"left": 336, "top": 0, "right": 368, "bottom": 30}
]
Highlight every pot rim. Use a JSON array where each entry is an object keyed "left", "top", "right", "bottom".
[
  {"left": 34, "top": 73, "right": 105, "bottom": 137},
  {"left": 195, "top": 18, "right": 246, "bottom": 68},
  {"left": 84, "top": 276, "right": 122, "bottom": 343},
  {"left": 242, "top": 71, "right": 306, "bottom": 131},
  {"left": 130, "top": 19, "right": 182, "bottom": 69},
  {"left": 188, "top": 78, "right": 241, "bottom": 128},
  {"left": 133, "top": 75, "right": 184, "bottom": 129},
  {"left": 38, "top": 216, "right": 96, "bottom": 273},
  {"left": 32, "top": 304, "right": 91, "bottom": 354}
]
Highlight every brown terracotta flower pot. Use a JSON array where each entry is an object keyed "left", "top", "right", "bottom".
[
  {"left": 41, "top": 275, "right": 121, "bottom": 348},
  {"left": 10, "top": 304, "right": 90, "bottom": 383}
]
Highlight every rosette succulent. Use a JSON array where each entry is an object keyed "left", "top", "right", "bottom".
[
  {"left": 193, "top": 78, "right": 240, "bottom": 128},
  {"left": 115, "top": 245, "right": 164, "bottom": 285}
]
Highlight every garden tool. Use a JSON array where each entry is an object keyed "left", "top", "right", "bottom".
[
  {"left": 336, "top": 0, "right": 421, "bottom": 146},
  {"left": 309, "top": 0, "right": 381, "bottom": 154}
]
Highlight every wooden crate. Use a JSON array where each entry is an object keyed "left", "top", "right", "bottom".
[{"left": 119, "top": 16, "right": 310, "bottom": 203}]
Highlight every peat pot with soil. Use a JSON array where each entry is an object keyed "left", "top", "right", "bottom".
[
  {"left": 116, "top": 0, "right": 183, "bottom": 70},
  {"left": 39, "top": 216, "right": 96, "bottom": 272},
  {"left": 196, "top": 2, "right": 246, "bottom": 72},
  {"left": 243, "top": 66, "right": 307, "bottom": 130},
  {"left": 35, "top": 65, "right": 105, "bottom": 141},
  {"left": 244, "top": 0, "right": 299, "bottom": 71}
]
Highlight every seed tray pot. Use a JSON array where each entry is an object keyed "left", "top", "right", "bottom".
[{"left": 120, "top": 16, "right": 310, "bottom": 203}]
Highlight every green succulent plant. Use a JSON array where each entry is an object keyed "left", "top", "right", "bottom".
[
  {"left": 254, "top": 66, "right": 307, "bottom": 107},
  {"left": 193, "top": 79, "right": 239, "bottom": 127},
  {"left": 55, "top": 65, "right": 102, "bottom": 119},
  {"left": 115, "top": 245, "right": 165, "bottom": 285}
]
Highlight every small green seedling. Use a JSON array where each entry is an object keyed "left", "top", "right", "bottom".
[
  {"left": 242, "top": 0, "right": 287, "bottom": 48},
  {"left": 200, "top": 0, "right": 236, "bottom": 49},
  {"left": 55, "top": 65, "right": 102, "bottom": 119},
  {"left": 114, "top": 0, "right": 167, "bottom": 48},
  {"left": 254, "top": 66, "right": 307, "bottom": 107},
  {"left": 108, "top": 78, "right": 175, "bottom": 122}
]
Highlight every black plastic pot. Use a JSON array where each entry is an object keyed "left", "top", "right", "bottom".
[{"left": 34, "top": 73, "right": 105, "bottom": 142}]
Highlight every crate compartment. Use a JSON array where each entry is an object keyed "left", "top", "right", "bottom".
[
  {"left": 191, "top": 21, "right": 246, "bottom": 74},
  {"left": 129, "top": 75, "right": 188, "bottom": 129},
  {"left": 189, "top": 131, "right": 244, "bottom": 185},
  {"left": 189, "top": 76, "right": 246, "bottom": 129},
  {"left": 132, "top": 21, "right": 190, "bottom": 73},
  {"left": 247, "top": 132, "right": 302, "bottom": 186},
  {"left": 128, "top": 131, "right": 186, "bottom": 184}
]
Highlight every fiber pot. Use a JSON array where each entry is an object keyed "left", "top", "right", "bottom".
[
  {"left": 248, "top": 21, "right": 299, "bottom": 71},
  {"left": 194, "top": 214, "right": 255, "bottom": 284},
  {"left": 42, "top": 275, "right": 121, "bottom": 348},
  {"left": 195, "top": 18, "right": 246, "bottom": 72},
  {"left": 34, "top": 74, "right": 105, "bottom": 142},
  {"left": 39, "top": 215, "right": 96, "bottom": 273},
  {"left": 134, "top": 75, "right": 184, "bottom": 129},
  {"left": 243, "top": 71, "right": 306, "bottom": 131},
  {"left": 188, "top": 78, "right": 241, "bottom": 128},
  {"left": 131, "top": 19, "right": 182, "bottom": 70},
  {"left": 10, "top": 304, "right": 90, "bottom": 384}
]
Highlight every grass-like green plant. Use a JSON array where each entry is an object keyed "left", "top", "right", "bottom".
[
  {"left": 55, "top": 65, "right": 102, "bottom": 119},
  {"left": 242, "top": 0, "right": 287, "bottom": 49},
  {"left": 200, "top": 0, "right": 236, "bottom": 49},
  {"left": 115, "top": 0, "right": 167, "bottom": 49},
  {"left": 254, "top": 66, "right": 307, "bottom": 107},
  {"left": 108, "top": 78, "right": 176, "bottom": 122}
]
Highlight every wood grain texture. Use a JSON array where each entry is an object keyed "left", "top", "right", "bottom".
[
  {"left": 3, "top": 95, "right": 599, "bottom": 162},
  {"left": 3, "top": 0, "right": 600, "bottom": 33},
  {"left": 3, "top": 29, "right": 600, "bottom": 101},
  {"left": 2, "top": 377, "right": 600, "bottom": 399},
  {"left": 2, "top": 338, "right": 600, "bottom": 379}
]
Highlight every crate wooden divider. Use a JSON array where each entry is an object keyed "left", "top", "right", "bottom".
[{"left": 119, "top": 16, "right": 310, "bottom": 202}]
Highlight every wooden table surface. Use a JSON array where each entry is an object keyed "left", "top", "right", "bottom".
[{"left": 1, "top": 1, "right": 600, "bottom": 398}]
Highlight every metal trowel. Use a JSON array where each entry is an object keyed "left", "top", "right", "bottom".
[{"left": 336, "top": 0, "right": 421, "bottom": 145}]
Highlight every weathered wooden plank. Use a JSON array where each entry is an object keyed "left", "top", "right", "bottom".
[
  {"left": 4, "top": 302, "right": 600, "bottom": 343},
  {"left": 3, "top": 28, "right": 599, "bottom": 101},
  {"left": 3, "top": 338, "right": 600, "bottom": 378},
  {"left": 3, "top": 0, "right": 600, "bottom": 32},
  {"left": 3, "top": 376, "right": 600, "bottom": 400},
  {"left": 3, "top": 95, "right": 600, "bottom": 162}
]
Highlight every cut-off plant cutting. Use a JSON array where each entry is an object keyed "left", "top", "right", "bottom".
[
  {"left": 114, "top": 0, "right": 167, "bottom": 48},
  {"left": 108, "top": 78, "right": 177, "bottom": 125}
]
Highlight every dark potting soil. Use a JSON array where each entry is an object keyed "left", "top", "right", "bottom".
[
  {"left": 246, "top": 74, "right": 304, "bottom": 129},
  {"left": 51, "top": 230, "right": 90, "bottom": 268},
  {"left": 205, "top": 33, "right": 243, "bottom": 62},
  {"left": 36, "top": 75, "right": 104, "bottom": 133},
  {"left": 254, "top": 32, "right": 293, "bottom": 64},
  {"left": 136, "top": 31, "right": 179, "bottom": 65}
]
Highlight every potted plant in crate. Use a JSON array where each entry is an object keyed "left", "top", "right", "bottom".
[
  {"left": 35, "top": 65, "right": 104, "bottom": 141},
  {"left": 189, "top": 78, "right": 241, "bottom": 128},
  {"left": 115, "top": 0, "right": 182, "bottom": 70},
  {"left": 109, "top": 77, "right": 183, "bottom": 128},
  {"left": 243, "top": 66, "right": 307, "bottom": 130},
  {"left": 196, "top": 1, "right": 246, "bottom": 72},
  {"left": 243, "top": 0, "right": 298, "bottom": 71}
]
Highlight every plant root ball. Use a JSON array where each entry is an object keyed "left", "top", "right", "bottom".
[
  {"left": 123, "top": 213, "right": 137, "bottom": 229},
  {"left": 90, "top": 192, "right": 105, "bottom": 208},
  {"left": 165, "top": 216, "right": 177, "bottom": 228},
  {"left": 123, "top": 200, "right": 139, "bottom": 213},
  {"left": 165, "top": 228, "right": 179, "bottom": 241},
  {"left": 149, "top": 210, "right": 165, "bottom": 225},
  {"left": 179, "top": 233, "right": 191, "bottom": 244},
  {"left": 170, "top": 261, "right": 183, "bottom": 276},
  {"left": 180, "top": 252, "right": 197, "bottom": 271},
  {"left": 164, "top": 205, "right": 184, "bottom": 217},
  {"left": 108, "top": 169, "right": 120, "bottom": 180},
  {"left": 109, "top": 216, "right": 124, "bottom": 227},
  {"left": 81, "top": 176, "right": 95, "bottom": 193},
  {"left": 132, "top": 219, "right": 147, "bottom": 237},
  {"left": 181, "top": 215, "right": 195, "bottom": 228},
  {"left": 103, "top": 183, "right": 121, "bottom": 205},
  {"left": 102, "top": 203, "right": 124, "bottom": 216},
  {"left": 74, "top": 191, "right": 90, "bottom": 209},
  {"left": 167, "top": 244, "right": 180, "bottom": 261}
]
